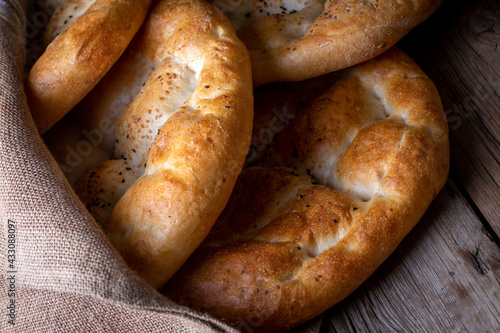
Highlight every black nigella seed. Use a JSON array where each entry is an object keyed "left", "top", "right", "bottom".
[
  {"left": 225, "top": 105, "right": 230, "bottom": 109},
  {"left": 205, "top": 85, "right": 209, "bottom": 88},
  {"left": 296, "top": 247, "right": 301, "bottom": 250},
  {"left": 353, "top": 207, "right": 358, "bottom": 210},
  {"left": 306, "top": 204, "right": 310, "bottom": 208},
  {"left": 333, "top": 219, "right": 337, "bottom": 223},
  {"left": 121, "top": 179, "right": 125, "bottom": 183}
]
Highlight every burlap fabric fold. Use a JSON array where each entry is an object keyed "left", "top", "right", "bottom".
[{"left": 0, "top": 1, "right": 323, "bottom": 332}]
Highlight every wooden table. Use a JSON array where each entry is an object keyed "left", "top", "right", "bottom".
[{"left": 322, "top": 0, "right": 500, "bottom": 331}]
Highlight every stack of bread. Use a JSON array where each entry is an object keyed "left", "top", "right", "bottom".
[{"left": 27, "top": 0, "right": 449, "bottom": 331}]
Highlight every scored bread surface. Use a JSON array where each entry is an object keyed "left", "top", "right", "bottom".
[
  {"left": 163, "top": 48, "right": 450, "bottom": 332},
  {"left": 213, "top": 0, "right": 444, "bottom": 86},
  {"left": 72, "top": 0, "right": 254, "bottom": 288}
]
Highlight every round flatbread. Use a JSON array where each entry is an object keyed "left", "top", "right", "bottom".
[
  {"left": 163, "top": 48, "right": 450, "bottom": 332},
  {"left": 72, "top": 0, "right": 254, "bottom": 288},
  {"left": 212, "top": 0, "right": 443, "bottom": 86},
  {"left": 26, "top": 0, "right": 153, "bottom": 133}
]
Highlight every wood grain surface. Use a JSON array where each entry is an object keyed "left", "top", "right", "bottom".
[{"left": 323, "top": 0, "right": 500, "bottom": 331}]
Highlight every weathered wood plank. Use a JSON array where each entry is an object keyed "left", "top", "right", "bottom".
[
  {"left": 400, "top": 0, "right": 500, "bottom": 235},
  {"left": 324, "top": 179, "right": 500, "bottom": 332}
]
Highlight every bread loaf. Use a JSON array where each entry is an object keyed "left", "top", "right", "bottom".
[{"left": 164, "top": 48, "right": 450, "bottom": 332}]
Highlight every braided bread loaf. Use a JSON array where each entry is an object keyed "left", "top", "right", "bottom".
[
  {"left": 72, "top": 0, "right": 253, "bottom": 289},
  {"left": 212, "top": 0, "right": 443, "bottom": 86},
  {"left": 26, "top": 0, "right": 153, "bottom": 134},
  {"left": 163, "top": 48, "right": 450, "bottom": 332}
]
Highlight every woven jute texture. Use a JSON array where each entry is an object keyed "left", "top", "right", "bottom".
[{"left": 0, "top": 1, "right": 322, "bottom": 332}]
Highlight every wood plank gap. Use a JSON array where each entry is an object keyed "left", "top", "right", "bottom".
[{"left": 449, "top": 167, "right": 500, "bottom": 248}]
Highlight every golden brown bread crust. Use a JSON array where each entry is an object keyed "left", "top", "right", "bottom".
[
  {"left": 73, "top": 0, "right": 254, "bottom": 288},
  {"left": 43, "top": 22, "right": 159, "bottom": 185},
  {"left": 213, "top": 0, "right": 443, "bottom": 86},
  {"left": 163, "top": 48, "right": 450, "bottom": 332},
  {"left": 26, "top": 0, "right": 152, "bottom": 134}
]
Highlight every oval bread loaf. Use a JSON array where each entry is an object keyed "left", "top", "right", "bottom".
[
  {"left": 163, "top": 48, "right": 450, "bottom": 332},
  {"left": 73, "top": 0, "right": 254, "bottom": 289},
  {"left": 26, "top": 0, "right": 153, "bottom": 134},
  {"left": 213, "top": 0, "right": 443, "bottom": 86}
]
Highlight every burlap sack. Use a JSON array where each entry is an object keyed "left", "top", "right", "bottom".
[{"left": 0, "top": 1, "right": 322, "bottom": 331}]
